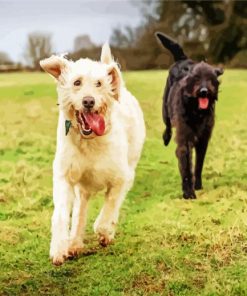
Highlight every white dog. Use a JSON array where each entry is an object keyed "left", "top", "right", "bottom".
[{"left": 40, "top": 44, "right": 145, "bottom": 265}]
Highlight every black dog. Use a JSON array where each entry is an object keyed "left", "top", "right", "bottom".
[{"left": 156, "top": 32, "right": 223, "bottom": 199}]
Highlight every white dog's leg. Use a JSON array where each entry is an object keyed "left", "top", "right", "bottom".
[
  {"left": 68, "top": 185, "right": 89, "bottom": 258},
  {"left": 50, "top": 177, "right": 74, "bottom": 265},
  {"left": 94, "top": 172, "right": 134, "bottom": 246}
]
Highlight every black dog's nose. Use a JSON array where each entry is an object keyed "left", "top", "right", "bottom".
[
  {"left": 82, "top": 96, "right": 95, "bottom": 109},
  {"left": 199, "top": 87, "right": 208, "bottom": 98}
]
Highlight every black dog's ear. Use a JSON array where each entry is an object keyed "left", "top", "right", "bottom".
[{"left": 215, "top": 67, "right": 224, "bottom": 77}]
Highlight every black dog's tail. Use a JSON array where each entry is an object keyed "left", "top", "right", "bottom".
[{"left": 155, "top": 32, "right": 187, "bottom": 62}]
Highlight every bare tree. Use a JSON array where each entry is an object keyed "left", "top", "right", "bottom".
[
  {"left": 110, "top": 26, "right": 138, "bottom": 48},
  {"left": 24, "top": 32, "right": 52, "bottom": 70},
  {"left": 0, "top": 51, "right": 12, "bottom": 65},
  {"left": 74, "top": 35, "right": 95, "bottom": 52}
]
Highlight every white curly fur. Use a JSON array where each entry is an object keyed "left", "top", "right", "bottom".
[{"left": 40, "top": 43, "right": 146, "bottom": 265}]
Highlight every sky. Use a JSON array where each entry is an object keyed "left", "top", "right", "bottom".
[{"left": 0, "top": 0, "right": 142, "bottom": 63}]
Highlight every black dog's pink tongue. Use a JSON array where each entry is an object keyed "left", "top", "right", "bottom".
[
  {"left": 198, "top": 98, "right": 209, "bottom": 109},
  {"left": 83, "top": 112, "right": 105, "bottom": 136}
]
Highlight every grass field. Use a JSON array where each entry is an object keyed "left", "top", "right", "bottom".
[{"left": 0, "top": 70, "right": 247, "bottom": 296}]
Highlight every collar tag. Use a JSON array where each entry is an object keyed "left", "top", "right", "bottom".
[{"left": 65, "top": 120, "right": 72, "bottom": 136}]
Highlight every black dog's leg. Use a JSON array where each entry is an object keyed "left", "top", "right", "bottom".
[
  {"left": 176, "top": 143, "right": 196, "bottom": 199},
  {"left": 163, "top": 119, "right": 172, "bottom": 146},
  {"left": 162, "top": 78, "right": 172, "bottom": 146},
  {"left": 194, "top": 137, "right": 209, "bottom": 190}
]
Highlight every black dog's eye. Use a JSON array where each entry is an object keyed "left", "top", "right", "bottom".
[
  {"left": 183, "top": 66, "right": 189, "bottom": 71},
  {"left": 96, "top": 81, "right": 102, "bottom": 87},
  {"left": 74, "top": 79, "right": 81, "bottom": 86}
]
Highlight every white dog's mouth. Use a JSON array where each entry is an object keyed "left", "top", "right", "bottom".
[{"left": 75, "top": 110, "right": 105, "bottom": 136}]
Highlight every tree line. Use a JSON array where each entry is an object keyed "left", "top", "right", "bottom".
[{"left": 1, "top": 0, "right": 246, "bottom": 71}]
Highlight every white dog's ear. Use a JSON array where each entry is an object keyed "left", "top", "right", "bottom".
[
  {"left": 107, "top": 63, "right": 121, "bottom": 100},
  {"left": 40, "top": 55, "right": 69, "bottom": 79},
  {"left": 101, "top": 43, "right": 113, "bottom": 64}
]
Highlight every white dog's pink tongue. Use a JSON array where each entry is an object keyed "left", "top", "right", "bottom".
[
  {"left": 83, "top": 112, "right": 105, "bottom": 136},
  {"left": 198, "top": 98, "right": 209, "bottom": 109}
]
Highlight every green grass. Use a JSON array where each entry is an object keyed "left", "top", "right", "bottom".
[{"left": 0, "top": 70, "right": 247, "bottom": 296}]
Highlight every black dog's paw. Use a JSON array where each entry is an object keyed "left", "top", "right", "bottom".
[
  {"left": 195, "top": 178, "right": 203, "bottom": 190},
  {"left": 183, "top": 191, "right": 197, "bottom": 199},
  {"left": 163, "top": 129, "right": 172, "bottom": 146},
  {"left": 195, "top": 183, "right": 203, "bottom": 191}
]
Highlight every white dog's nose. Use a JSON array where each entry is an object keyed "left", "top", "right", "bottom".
[{"left": 82, "top": 96, "right": 95, "bottom": 109}]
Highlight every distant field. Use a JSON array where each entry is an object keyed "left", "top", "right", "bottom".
[{"left": 0, "top": 70, "right": 247, "bottom": 296}]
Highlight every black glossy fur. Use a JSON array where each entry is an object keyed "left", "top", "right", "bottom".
[{"left": 156, "top": 32, "right": 223, "bottom": 199}]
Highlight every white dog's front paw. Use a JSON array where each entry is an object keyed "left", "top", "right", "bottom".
[
  {"left": 50, "top": 240, "right": 69, "bottom": 266},
  {"left": 51, "top": 253, "right": 66, "bottom": 266},
  {"left": 94, "top": 219, "right": 116, "bottom": 247},
  {"left": 68, "top": 239, "right": 84, "bottom": 259}
]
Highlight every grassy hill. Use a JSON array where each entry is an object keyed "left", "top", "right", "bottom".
[{"left": 0, "top": 70, "right": 246, "bottom": 295}]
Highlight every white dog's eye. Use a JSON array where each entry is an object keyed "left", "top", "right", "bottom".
[
  {"left": 96, "top": 81, "right": 101, "bottom": 87},
  {"left": 74, "top": 79, "right": 81, "bottom": 86}
]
